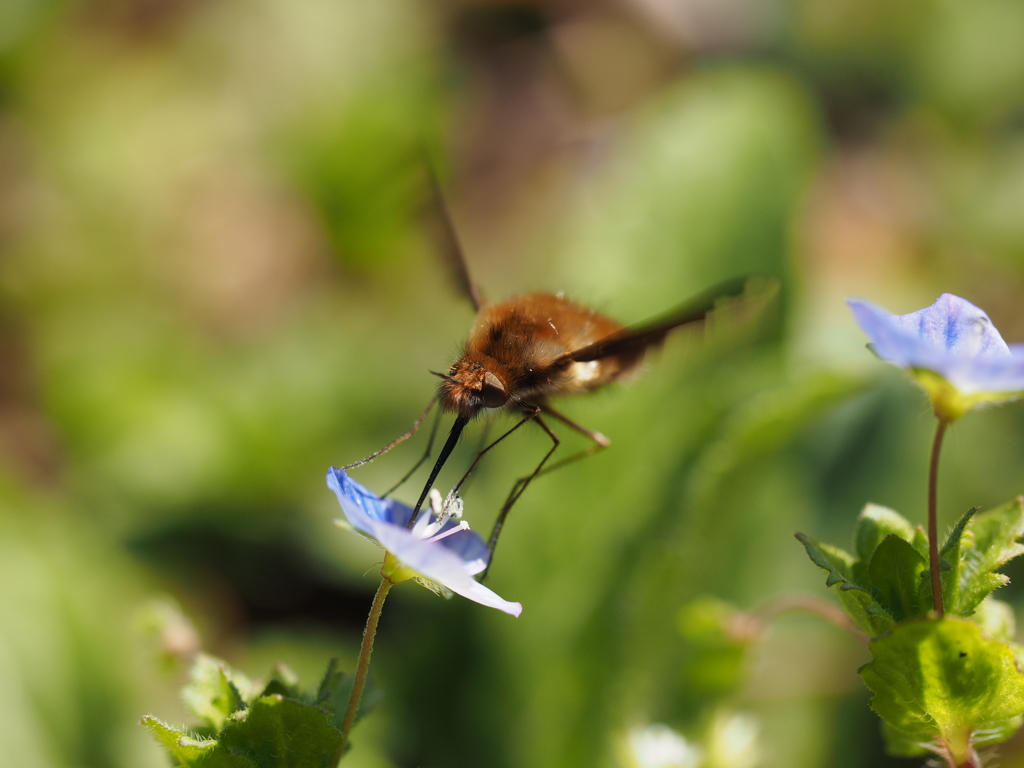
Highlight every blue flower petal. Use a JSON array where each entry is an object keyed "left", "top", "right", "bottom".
[
  {"left": 847, "top": 295, "right": 1024, "bottom": 398},
  {"left": 326, "top": 468, "right": 520, "bottom": 616},
  {"left": 327, "top": 468, "right": 413, "bottom": 530}
]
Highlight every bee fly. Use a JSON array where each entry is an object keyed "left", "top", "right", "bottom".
[{"left": 341, "top": 174, "right": 774, "bottom": 578}]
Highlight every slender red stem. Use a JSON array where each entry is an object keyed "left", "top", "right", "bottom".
[
  {"left": 929, "top": 420, "right": 948, "bottom": 617},
  {"left": 334, "top": 577, "right": 392, "bottom": 764}
]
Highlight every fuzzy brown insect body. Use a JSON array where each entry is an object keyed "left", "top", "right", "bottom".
[{"left": 440, "top": 293, "right": 643, "bottom": 420}]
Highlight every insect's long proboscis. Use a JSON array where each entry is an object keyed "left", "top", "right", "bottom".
[{"left": 407, "top": 415, "right": 469, "bottom": 529}]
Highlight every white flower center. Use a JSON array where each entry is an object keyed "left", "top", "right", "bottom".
[{"left": 418, "top": 488, "right": 469, "bottom": 539}]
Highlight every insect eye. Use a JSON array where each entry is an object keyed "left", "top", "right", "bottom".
[{"left": 479, "top": 371, "right": 508, "bottom": 408}]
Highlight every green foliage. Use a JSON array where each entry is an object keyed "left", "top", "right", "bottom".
[
  {"left": 143, "top": 656, "right": 375, "bottom": 767},
  {"left": 854, "top": 504, "right": 917, "bottom": 577},
  {"left": 677, "top": 597, "right": 755, "bottom": 701},
  {"left": 800, "top": 499, "right": 1024, "bottom": 760},
  {"left": 182, "top": 655, "right": 248, "bottom": 732},
  {"left": 954, "top": 498, "right": 1024, "bottom": 615},
  {"left": 794, "top": 531, "right": 895, "bottom": 636},
  {"left": 798, "top": 499, "right": 1024, "bottom": 632},
  {"left": 867, "top": 535, "right": 928, "bottom": 622},
  {"left": 860, "top": 617, "right": 1024, "bottom": 763}
]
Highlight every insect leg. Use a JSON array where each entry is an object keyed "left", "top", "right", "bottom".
[
  {"left": 542, "top": 404, "right": 610, "bottom": 447},
  {"left": 480, "top": 415, "right": 560, "bottom": 581},
  {"left": 449, "top": 409, "right": 539, "bottom": 497},
  {"left": 382, "top": 404, "right": 444, "bottom": 497},
  {"left": 453, "top": 417, "right": 494, "bottom": 497},
  {"left": 526, "top": 403, "right": 611, "bottom": 478},
  {"left": 338, "top": 396, "right": 436, "bottom": 471}
]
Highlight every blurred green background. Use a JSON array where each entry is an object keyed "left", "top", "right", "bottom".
[{"left": 1, "top": 0, "right": 1024, "bottom": 766}]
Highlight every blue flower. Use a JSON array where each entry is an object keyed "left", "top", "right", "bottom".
[
  {"left": 327, "top": 468, "right": 522, "bottom": 617},
  {"left": 847, "top": 293, "right": 1024, "bottom": 420}
]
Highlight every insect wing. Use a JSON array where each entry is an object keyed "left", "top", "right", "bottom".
[
  {"left": 559, "top": 276, "right": 774, "bottom": 364},
  {"left": 423, "top": 166, "right": 484, "bottom": 312}
]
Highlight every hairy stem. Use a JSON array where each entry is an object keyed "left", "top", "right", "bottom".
[
  {"left": 334, "top": 577, "right": 392, "bottom": 763},
  {"left": 929, "top": 420, "right": 948, "bottom": 617}
]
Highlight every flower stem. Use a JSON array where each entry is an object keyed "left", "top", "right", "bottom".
[
  {"left": 929, "top": 419, "right": 948, "bottom": 617},
  {"left": 334, "top": 577, "right": 392, "bottom": 764}
]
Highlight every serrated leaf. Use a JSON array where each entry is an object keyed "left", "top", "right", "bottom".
[
  {"left": 315, "top": 658, "right": 345, "bottom": 706},
  {"left": 218, "top": 695, "right": 344, "bottom": 768},
  {"left": 860, "top": 617, "right": 1024, "bottom": 763},
  {"left": 854, "top": 504, "right": 915, "bottom": 582},
  {"left": 867, "top": 534, "right": 928, "bottom": 622},
  {"left": 955, "top": 498, "right": 1024, "bottom": 615},
  {"left": 795, "top": 533, "right": 857, "bottom": 588},
  {"left": 141, "top": 715, "right": 233, "bottom": 767},
  {"left": 796, "top": 532, "right": 893, "bottom": 635},
  {"left": 183, "top": 654, "right": 246, "bottom": 730},
  {"left": 837, "top": 587, "right": 896, "bottom": 637},
  {"left": 920, "top": 507, "right": 978, "bottom": 614}
]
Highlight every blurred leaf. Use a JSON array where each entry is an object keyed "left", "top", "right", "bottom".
[
  {"left": 258, "top": 663, "right": 303, "bottom": 702},
  {"left": 327, "top": 674, "right": 381, "bottom": 731},
  {"left": 182, "top": 655, "right": 246, "bottom": 731},
  {"left": 860, "top": 617, "right": 1024, "bottom": 761},
  {"left": 310, "top": 656, "right": 374, "bottom": 727},
  {"left": 971, "top": 597, "right": 1017, "bottom": 644},
  {"left": 676, "top": 597, "right": 753, "bottom": 701},
  {"left": 866, "top": 534, "right": 928, "bottom": 622}
]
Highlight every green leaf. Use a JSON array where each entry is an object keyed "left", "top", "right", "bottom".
[
  {"left": 955, "top": 498, "right": 1024, "bottom": 615},
  {"left": 878, "top": 721, "right": 931, "bottom": 758},
  {"left": 836, "top": 587, "right": 896, "bottom": 638},
  {"left": 795, "top": 533, "right": 857, "bottom": 588},
  {"left": 796, "top": 532, "right": 894, "bottom": 635},
  {"left": 867, "top": 534, "right": 928, "bottom": 622},
  {"left": 860, "top": 617, "right": 1024, "bottom": 763},
  {"left": 920, "top": 507, "right": 978, "bottom": 614},
  {"left": 218, "top": 695, "right": 344, "bottom": 768},
  {"left": 182, "top": 654, "right": 246, "bottom": 730},
  {"left": 854, "top": 504, "right": 915, "bottom": 582},
  {"left": 258, "top": 663, "right": 304, "bottom": 702},
  {"left": 910, "top": 527, "right": 929, "bottom": 561},
  {"left": 972, "top": 597, "right": 1017, "bottom": 644},
  {"left": 141, "top": 716, "right": 233, "bottom": 767}
]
